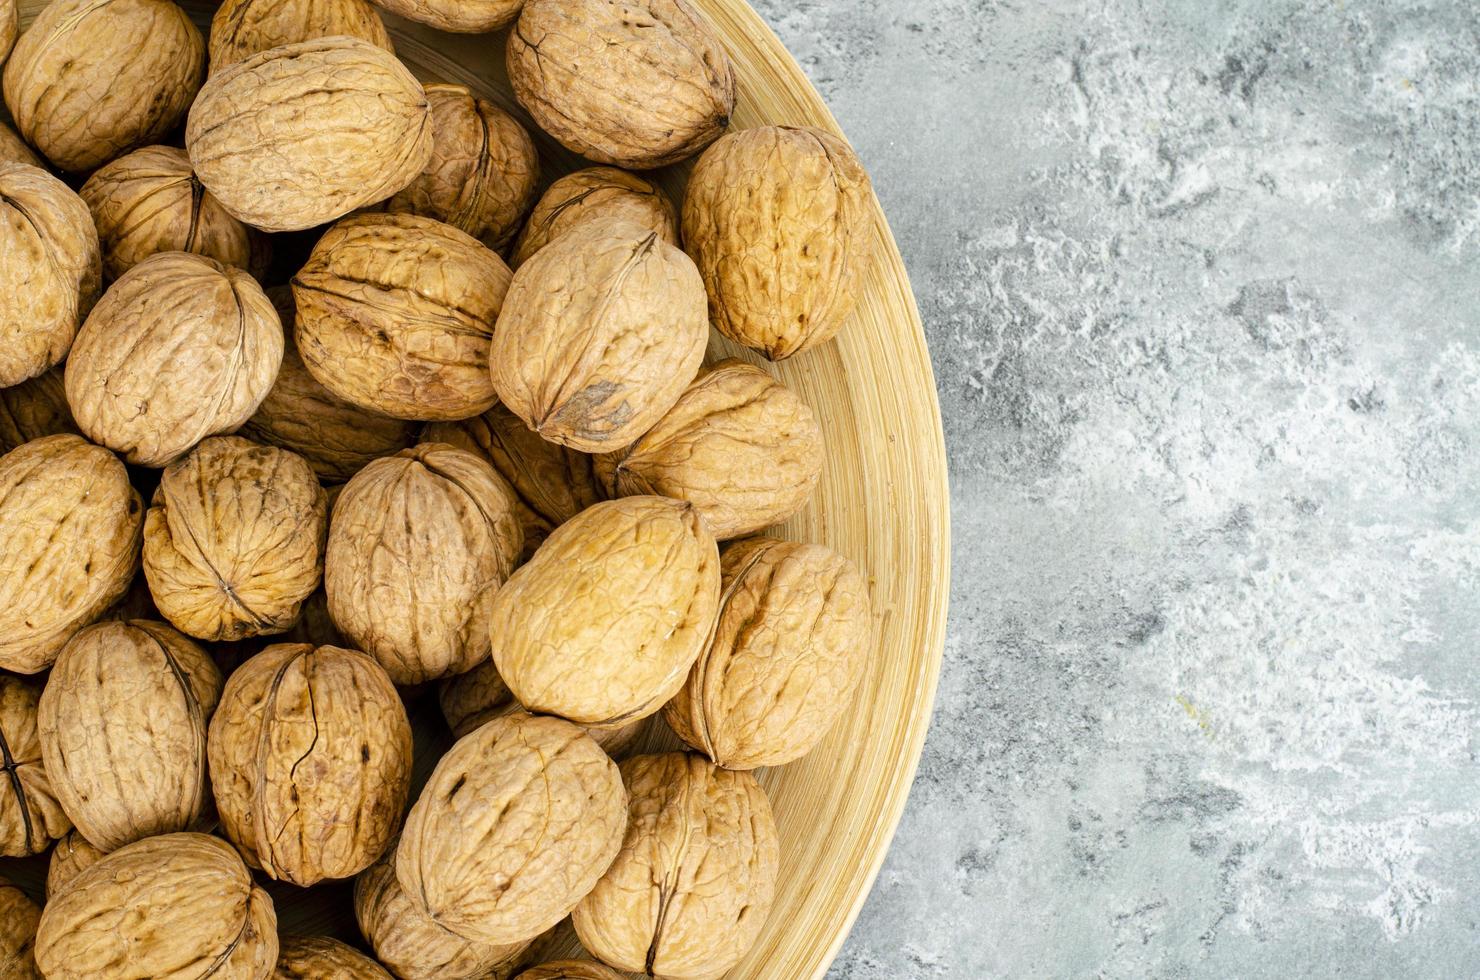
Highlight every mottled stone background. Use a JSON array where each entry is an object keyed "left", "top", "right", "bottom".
[{"left": 746, "top": 0, "right": 1480, "bottom": 976}]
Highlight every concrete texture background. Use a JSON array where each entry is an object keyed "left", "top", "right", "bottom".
[{"left": 745, "top": 0, "right": 1480, "bottom": 976}]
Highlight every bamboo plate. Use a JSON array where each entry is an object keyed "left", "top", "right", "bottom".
[{"left": 6, "top": 1, "right": 950, "bottom": 976}]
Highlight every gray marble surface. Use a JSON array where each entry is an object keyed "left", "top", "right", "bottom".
[{"left": 746, "top": 0, "right": 1480, "bottom": 976}]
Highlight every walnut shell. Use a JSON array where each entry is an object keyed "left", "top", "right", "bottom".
[
  {"left": 2, "top": 0, "right": 203, "bottom": 173},
  {"left": 0, "top": 435, "right": 143, "bottom": 674},
  {"left": 294, "top": 213, "right": 511, "bottom": 420},
  {"left": 573, "top": 753, "right": 779, "bottom": 979},
  {"left": 423, "top": 402, "right": 604, "bottom": 562},
  {"left": 208, "top": 643, "right": 413, "bottom": 885},
  {"left": 436, "top": 661, "right": 643, "bottom": 757},
  {"left": 35, "top": 832, "right": 278, "bottom": 979},
  {"left": 491, "top": 217, "right": 707, "bottom": 452},
  {"left": 490, "top": 496, "right": 719, "bottom": 726},
  {"left": 80, "top": 145, "right": 269, "bottom": 282},
  {"left": 0, "top": 120, "right": 41, "bottom": 168},
  {"left": 355, "top": 842, "right": 534, "bottom": 980},
  {"left": 515, "top": 962, "right": 626, "bottom": 980},
  {"left": 38, "top": 620, "right": 222, "bottom": 852},
  {"left": 0, "top": 368, "right": 77, "bottom": 454},
  {"left": 0, "top": 876, "right": 40, "bottom": 979},
  {"left": 369, "top": 0, "right": 517, "bottom": 32},
  {"left": 327, "top": 444, "right": 523, "bottom": 685},
  {"left": 186, "top": 36, "right": 433, "bottom": 232},
  {"left": 46, "top": 830, "right": 106, "bottom": 898},
  {"left": 65, "top": 252, "right": 284, "bottom": 466},
  {"left": 0, "top": 163, "right": 102, "bottom": 387},
  {"left": 510, "top": 166, "right": 677, "bottom": 269},
  {"left": 595, "top": 359, "right": 824, "bottom": 540},
  {"left": 0, "top": 677, "right": 70, "bottom": 856},
  {"left": 276, "top": 936, "right": 393, "bottom": 979},
  {"left": 0, "top": 0, "right": 14, "bottom": 65},
  {"left": 682, "top": 126, "right": 875, "bottom": 360},
  {"left": 143, "top": 436, "right": 328, "bottom": 641},
  {"left": 507, "top": 0, "right": 734, "bottom": 169},
  {"left": 210, "top": 0, "right": 392, "bottom": 75}
]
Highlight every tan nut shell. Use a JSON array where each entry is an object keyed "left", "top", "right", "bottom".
[
  {"left": 436, "top": 660, "right": 643, "bottom": 757},
  {"left": 489, "top": 496, "right": 719, "bottom": 727},
  {"left": 0, "top": 163, "right": 102, "bottom": 387},
  {"left": 208, "top": 643, "right": 412, "bottom": 885},
  {"left": 515, "top": 962, "right": 626, "bottom": 980},
  {"left": 507, "top": 0, "right": 734, "bottom": 169},
  {"left": 369, "top": 0, "right": 517, "bottom": 32},
  {"left": 327, "top": 444, "right": 523, "bottom": 685},
  {"left": 595, "top": 359, "right": 824, "bottom": 540},
  {"left": 397, "top": 712, "right": 627, "bottom": 945},
  {"left": 510, "top": 166, "right": 677, "bottom": 268},
  {"left": 276, "top": 936, "right": 393, "bottom": 979},
  {"left": 355, "top": 843, "right": 534, "bottom": 980},
  {"left": 423, "top": 401, "right": 604, "bottom": 562},
  {"left": 0, "top": 876, "right": 39, "bottom": 979},
  {"left": 38, "top": 620, "right": 222, "bottom": 852},
  {"left": 186, "top": 36, "right": 433, "bottom": 232},
  {"left": 0, "top": 435, "right": 142, "bottom": 674},
  {"left": 0, "top": 677, "right": 70, "bottom": 856},
  {"left": 0, "top": 0, "right": 14, "bottom": 65},
  {"left": 573, "top": 753, "right": 779, "bottom": 979},
  {"left": 0, "top": 121, "right": 41, "bottom": 168},
  {"left": 491, "top": 218, "right": 707, "bottom": 453},
  {"left": 384, "top": 84, "right": 538, "bottom": 249},
  {"left": 80, "top": 145, "right": 268, "bottom": 281},
  {"left": 210, "top": 0, "right": 392, "bottom": 74},
  {"left": 2, "top": 0, "right": 203, "bottom": 173},
  {"left": 0, "top": 368, "right": 78, "bottom": 454},
  {"left": 682, "top": 125, "right": 875, "bottom": 360},
  {"left": 65, "top": 251, "right": 284, "bottom": 467},
  {"left": 35, "top": 831, "right": 278, "bottom": 979},
  {"left": 46, "top": 830, "right": 105, "bottom": 898}
]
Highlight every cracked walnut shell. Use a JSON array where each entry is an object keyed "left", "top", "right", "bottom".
[
  {"left": 573, "top": 753, "right": 779, "bottom": 980},
  {"left": 0, "top": 876, "right": 39, "bottom": 979},
  {"left": 0, "top": 368, "right": 78, "bottom": 455},
  {"left": 510, "top": 166, "right": 677, "bottom": 268},
  {"left": 210, "top": 0, "right": 392, "bottom": 74},
  {"left": 515, "top": 962, "right": 626, "bottom": 980},
  {"left": 35, "top": 832, "right": 278, "bottom": 980},
  {"left": 47, "top": 830, "right": 105, "bottom": 898},
  {"left": 0, "top": 676, "right": 70, "bottom": 857},
  {"left": 275, "top": 936, "right": 393, "bottom": 979},
  {"left": 208, "top": 643, "right": 412, "bottom": 886}
]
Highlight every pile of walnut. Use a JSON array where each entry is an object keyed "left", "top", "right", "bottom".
[{"left": 0, "top": 0, "right": 876, "bottom": 974}]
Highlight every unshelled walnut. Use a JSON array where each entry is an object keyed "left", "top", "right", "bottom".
[
  {"left": 0, "top": 677, "right": 70, "bottom": 856},
  {"left": 187, "top": 36, "right": 433, "bottom": 232},
  {"left": 0, "top": 163, "right": 101, "bottom": 387},
  {"left": 65, "top": 252, "right": 283, "bottom": 467},
  {"left": 664, "top": 537, "right": 871, "bottom": 769},
  {"left": 208, "top": 643, "right": 412, "bottom": 885},
  {"left": 0, "top": 369, "right": 77, "bottom": 454},
  {"left": 507, "top": 0, "right": 734, "bottom": 168},
  {"left": 510, "top": 166, "right": 677, "bottom": 268},
  {"left": 80, "top": 145, "right": 269, "bottom": 281},
  {"left": 143, "top": 436, "right": 328, "bottom": 641},
  {"left": 0, "top": 435, "right": 142, "bottom": 674},
  {"left": 0, "top": 121, "right": 40, "bottom": 167},
  {"left": 2, "top": 0, "right": 203, "bottom": 172},
  {"left": 490, "top": 496, "right": 719, "bottom": 726},
  {"left": 327, "top": 444, "right": 522, "bottom": 684},
  {"left": 38, "top": 620, "right": 222, "bottom": 852},
  {"left": 682, "top": 125, "right": 875, "bottom": 360},
  {"left": 46, "top": 830, "right": 105, "bottom": 898},
  {"left": 35, "top": 832, "right": 278, "bottom": 979},
  {"left": 384, "top": 83, "right": 538, "bottom": 248},
  {"left": 0, "top": 876, "right": 39, "bottom": 979},
  {"left": 515, "top": 962, "right": 626, "bottom": 980},
  {"left": 437, "top": 660, "right": 644, "bottom": 757},
  {"left": 370, "top": 0, "right": 517, "bottom": 32},
  {"left": 0, "top": 0, "right": 14, "bottom": 66},
  {"left": 595, "top": 359, "right": 825, "bottom": 540},
  {"left": 210, "top": 0, "right": 392, "bottom": 74},
  {"left": 397, "top": 712, "right": 627, "bottom": 945},
  {"left": 573, "top": 753, "right": 779, "bottom": 979},
  {"left": 276, "top": 936, "right": 393, "bottom": 979},
  {"left": 491, "top": 217, "right": 707, "bottom": 452}
]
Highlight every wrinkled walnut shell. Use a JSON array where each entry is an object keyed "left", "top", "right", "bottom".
[
  {"left": 210, "top": 0, "right": 392, "bottom": 74},
  {"left": 437, "top": 660, "right": 644, "bottom": 757},
  {"left": 515, "top": 962, "right": 627, "bottom": 980},
  {"left": 0, "top": 0, "right": 14, "bottom": 65},
  {"left": 0, "top": 876, "right": 39, "bottom": 979},
  {"left": 573, "top": 753, "right": 779, "bottom": 979},
  {"left": 208, "top": 643, "right": 412, "bottom": 885},
  {"left": 370, "top": 0, "right": 517, "bottom": 32},
  {"left": 510, "top": 166, "right": 678, "bottom": 268},
  {"left": 0, "top": 368, "right": 77, "bottom": 454},
  {"left": 46, "top": 830, "right": 106, "bottom": 898},
  {"left": 0, "top": 120, "right": 41, "bottom": 168},
  {"left": 276, "top": 936, "right": 394, "bottom": 979},
  {"left": 0, "top": 677, "right": 70, "bottom": 856}
]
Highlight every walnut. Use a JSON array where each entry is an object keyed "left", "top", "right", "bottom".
[
  {"left": 573, "top": 753, "right": 779, "bottom": 979},
  {"left": 0, "top": 876, "right": 40, "bottom": 979},
  {"left": 64, "top": 251, "right": 284, "bottom": 467},
  {"left": 293, "top": 213, "right": 511, "bottom": 420},
  {"left": 490, "top": 496, "right": 719, "bottom": 727},
  {"left": 1, "top": 0, "right": 203, "bottom": 172},
  {"left": 396, "top": 711, "right": 627, "bottom": 945},
  {"left": 79, "top": 145, "right": 269, "bottom": 281},
  {"left": 0, "top": 677, "right": 70, "bottom": 856},
  {"left": 423, "top": 402, "right": 604, "bottom": 562},
  {"left": 682, "top": 125, "right": 875, "bottom": 360},
  {"left": 186, "top": 36, "right": 433, "bottom": 232},
  {"left": 0, "top": 368, "right": 78, "bottom": 454},
  {"left": 0, "top": 121, "right": 41, "bottom": 168},
  {"left": 383, "top": 83, "right": 538, "bottom": 249},
  {"left": 0, "top": 435, "right": 142, "bottom": 674},
  {"left": 595, "top": 359, "right": 824, "bottom": 540},
  {"left": 210, "top": 0, "right": 392, "bottom": 75},
  {"left": 142, "top": 436, "right": 328, "bottom": 641},
  {"left": 491, "top": 217, "right": 707, "bottom": 452},
  {"left": 327, "top": 444, "right": 522, "bottom": 685},
  {"left": 507, "top": 0, "right": 734, "bottom": 168},
  {"left": 38, "top": 620, "right": 221, "bottom": 852},
  {"left": 207, "top": 643, "right": 412, "bottom": 885},
  {"left": 0, "top": 0, "right": 13, "bottom": 65},
  {"left": 35, "top": 832, "right": 278, "bottom": 979},
  {"left": 46, "top": 830, "right": 105, "bottom": 898},
  {"left": 276, "top": 936, "right": 393, "bottom": 979},
  {"left": 369, "top": 0, "right": 518, "bottom": 32},
  {"left": 510, "top": 166, "right": 677, "bottom": 268},
  {"left": 515, "top": 962, "right": 627, "bottom": 980},
  {"left": 0, "top": 163, "right": 101, "bottom": 387}
]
